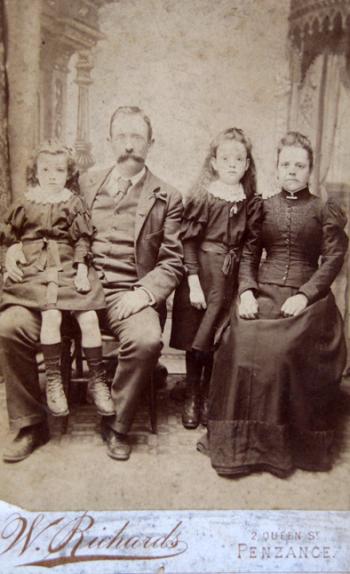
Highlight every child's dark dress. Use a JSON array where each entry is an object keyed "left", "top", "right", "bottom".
[
  {"left": 170, "top": 187, "right": 262, "bottom": 353},
  {"left": 1, "top": 188, "right": 105, "bottom": 311}
]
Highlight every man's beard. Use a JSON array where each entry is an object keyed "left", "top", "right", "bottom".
[{"left": 117, "top": 153, "right": 144, "bottom": 164}]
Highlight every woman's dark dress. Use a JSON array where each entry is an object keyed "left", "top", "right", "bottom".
[
  {"left": 170, "top": 191, "right": 262, "bottom": 353},
  {"left": 1, "top": 190, "right": 105, "bottom": 311},
  {"left": 208, "top": 187, "right": 348, "bottom": 476}
]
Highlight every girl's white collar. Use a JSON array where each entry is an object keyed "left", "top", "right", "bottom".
[
  {"left": 25, "top": 186, "right": 73, "bottom": 204},
  {"left": 207, "top": 180, "right": 245, "bottom": 203}
]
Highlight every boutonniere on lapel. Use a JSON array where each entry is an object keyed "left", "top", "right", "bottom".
[{"left": 153, "top": 188, "right": 167, "bottom": 202}]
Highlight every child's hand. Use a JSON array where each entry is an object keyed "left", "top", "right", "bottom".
[
  {"left": 74, "top": 264, "right": 91, "bottom": 293},
  {"left": 188, "top": 274, "right": 206, "bottom": 310},
  {"left": 74, "top": 274, "right": 91, "bottom": 293}
]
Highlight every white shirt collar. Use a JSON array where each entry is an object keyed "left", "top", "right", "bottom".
[{"left": 109, "top": 165, "right": 146, "bottom": 188}]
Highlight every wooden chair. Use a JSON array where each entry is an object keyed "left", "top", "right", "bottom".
[{"left": 61, "top": 323, "right": 158, "bottom": 435}]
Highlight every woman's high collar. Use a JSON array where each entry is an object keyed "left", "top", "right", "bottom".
[{"left": 281, "top": 186, "right": 310, "bottom": 201}]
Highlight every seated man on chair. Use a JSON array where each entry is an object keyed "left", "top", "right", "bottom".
[{"left": 1, "top": 106, "right": 184, "bottom": 462}]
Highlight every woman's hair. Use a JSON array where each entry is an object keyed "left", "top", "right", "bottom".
[
  {"left": 26, "top": 140, "right": 80, "bottom": 193},
  {"left": 277, "top": 131, "right": 314, "bottom": 170},
  {"left": 186, "top": 127, "right": 257, "bottom": 206}
]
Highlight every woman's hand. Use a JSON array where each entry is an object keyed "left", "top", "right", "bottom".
[
  {"left": 74, "top": 264, "right": 91, "bottom": 293},
  {"left": 188, "top": 274, "right": 207, "bottom": 310},
  {"left": 280, "top": 293, "right": 308, "bottom": 317},
  {"left": 238, "top": 290, "right": 259, "bottom": 319}
]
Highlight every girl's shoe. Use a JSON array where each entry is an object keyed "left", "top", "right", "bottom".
[
  {"left": 84, "top": 347, "right": 115, "bottom": 416},
  {"left": 88, "top": 379, "right": 115, "bottom": 416},
  {"left": 46, "top": 376, "right": 69, "bottom": 416}
]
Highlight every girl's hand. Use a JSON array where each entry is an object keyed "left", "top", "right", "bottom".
[
  {"left": 281, "top": 294, "right": 308, "bottom": 317},
  {"left": 74, "top": 263, "right": 91, "bottom": 293},
  {"left": 188, "top": 274, "right": 207, "bottom": 310},
  {"left": 239, "top": 290, "right": 259, "bottom": 319},
  {"left": 74, "top": 274, "right": 91, "bottom": 293}
]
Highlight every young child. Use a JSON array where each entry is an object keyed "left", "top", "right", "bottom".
[
  {"left": 1, "top": 141, "right": 114, "bottom": 418},
  {"left": 170, "top": 127, "right": 261, "bottom": 429}
]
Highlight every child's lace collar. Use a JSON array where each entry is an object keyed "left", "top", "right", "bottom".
[
  {"left": 207, "top": 180, "right": 245, "bottom": 203},
  {"left": 25, "top": 186, "right": 73, "bottom": 205}
]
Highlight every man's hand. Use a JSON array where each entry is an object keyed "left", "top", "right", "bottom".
[
  {"left": 188, "top": 274, "right": 206, "bottom": 310},
  {"left": 5, "top": 243, "right": 26, "bottom": 282},
  {"left": 281, "top": 293, "right": 308, "bottom": 317},
  {"left": 238, "top": 289, "right": 259, "bottom": 319},
  {"left": 115, "top": 289, "right": 151, "bottom": 320}
]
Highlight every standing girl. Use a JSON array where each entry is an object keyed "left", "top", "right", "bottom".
[
  {"left": 170, "top": 128, "right": 261, "bottom": 429},
  {"left": 1, "top": 141, "right": 114, "bottom": 418}
]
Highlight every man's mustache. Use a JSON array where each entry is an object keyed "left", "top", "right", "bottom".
[{"left": 117, "top": 153, "right": 144, "bottom": 164}]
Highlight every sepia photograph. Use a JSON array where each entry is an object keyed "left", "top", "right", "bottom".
[{"left": 0, "top": 0, "right": 349, "bottom": 571}]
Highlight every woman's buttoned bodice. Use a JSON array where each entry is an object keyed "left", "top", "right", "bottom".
[
  {"left": 260, "top": 189, "right": 322, "bottom": 286},
  {"left": 239, "top": 188, "right": 348, "bottom": 303}
]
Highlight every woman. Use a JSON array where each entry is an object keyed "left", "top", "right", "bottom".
[{"left": 204, "top": 131, "right": 348, "bottom": 477}]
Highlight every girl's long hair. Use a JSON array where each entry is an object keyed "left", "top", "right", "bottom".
[
  {"left": 186, "top": 127, "right": 257, "bottom": 208},
  {"left": 26, "top": 140, "right": 80, "bottom": 193}
]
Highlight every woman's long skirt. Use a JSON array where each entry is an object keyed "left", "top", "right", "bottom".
[{"left": 208, "top": 284, "right": 347, "bottom": 476}]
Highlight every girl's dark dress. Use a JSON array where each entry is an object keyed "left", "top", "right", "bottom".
[
  {"left": 208, "top": 187, "right": 348, "bottom": 476},
  {"left": 1, "top": 189, "right": 105, "bottom": 311},
  {"left": 170, "top": 189, "right": 262, "bottom": 353}
]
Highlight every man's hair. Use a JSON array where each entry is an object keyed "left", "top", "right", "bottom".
[{"left": 109, "top": 106, "right": 153, "bottom": 142}]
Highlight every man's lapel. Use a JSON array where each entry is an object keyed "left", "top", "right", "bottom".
[
  {"left": 135, "top": 169, "right": 166, "bottom": 241},
  {"left": 82, "top": 167, "right": 114, "bottom": 209}
]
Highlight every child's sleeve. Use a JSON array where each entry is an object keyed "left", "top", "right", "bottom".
[
  {"left": 68, "top": 197, "right": 95, "bottom": 267},
  {"left": 238, "top": 195, "right": 264, "bottom": 295},
  {"left": 181, "top": 197, "right": 208, "bottom": 275},
  {"left": 0, "top": 202, "right": 26, "bottom": 246}
]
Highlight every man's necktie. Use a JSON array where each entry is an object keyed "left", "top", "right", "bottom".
[{"left": 117, "top": 177, "right": 132, "bottom": 196}]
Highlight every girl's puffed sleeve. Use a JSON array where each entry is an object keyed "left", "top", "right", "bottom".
[
  {"left": 1, "top": 201, "right": 26, "bottom": 245},
  {"left": 181, "top": 196, "right": 209, "bottom": 275},
  {"left": 238, "top": 194, "right": 264, "bottom": 295},
  {"left": 68, "top": 196, "right": 95, "bottom": 266},
  {"left": 298, "top": 198, "right": 349, "bottom": 303}
]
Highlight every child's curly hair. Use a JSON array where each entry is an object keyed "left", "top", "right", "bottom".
[{"left": 26, "top": 140, "right": 80, "bottom": 193}]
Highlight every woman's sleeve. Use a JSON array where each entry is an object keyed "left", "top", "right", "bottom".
[
  {"left": 298, "top": 199, "right": 349, "bottom": 303},
  {"left": 181, "top": 197, "right": 208, "bottom": 275},
  {"left": 238, "top": 194, "right": 264, "bottom": 295},
  {"left": 68, "top": 197, "right": 95, "bottom": 266}
]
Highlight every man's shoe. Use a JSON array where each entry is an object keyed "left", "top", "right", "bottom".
[
  {"left": 3, "top": 424, "right": 48, "bottom": 463},
  {"left": 103, "top": 428, "right": 131, "bottom": 461}
]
